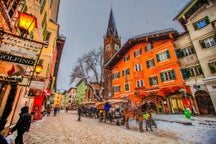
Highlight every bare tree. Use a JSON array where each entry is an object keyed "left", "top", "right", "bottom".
[{"left": 70, "top": 47, "right": 104, "bottom": 101}]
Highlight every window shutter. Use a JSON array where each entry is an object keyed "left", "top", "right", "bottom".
[
  {"left": 208, "top": 63, "right": 216, "bottom": 73},
  {"left": 134, "top": 52, "right": 136, "bottom": 57},
  {"left": 156, "top": 54, "right": 160, "bottom": 62},
  {"left": 160, "top": 72, "right": 164, "bottom": 82},
  {"left": 190, "top": 46, "right": 196, "bottom": 54},
  {"left": 197, "top": 65, "right": 203, "bottom": 74},
  {"left": 146, "top": 61, "right": 150, "bottom": 68},
  {"left": 175, "top": 49, "right": 181, "bottom": 59},
  {"left": 204, "top": 16, "right": 210, "bottom": 24},
  {"left": 193, "top": 22, "right": 198, "bottom": 30},
  {"left": 166, "top": 50, "right": 170, "bottom": 59},
  {"left": 171, "top": 69, "right": 176, "bottom": 80},
  {"left": 149, "top": 77, "right": 152, "bottom": 86},
  {"left": 140, "top": 49, "right": 142, "bottom": 55},
  {"left": 214, "top": 34, "right": 216, "bottom": 42},
  {"left": 112, "top": 74, "right": 114, "bottom": 79},
  {"left": 122, "top": 70, "right": 124, "bottom": 76},
  {"left": 180, "top": 68, "right": 190, "bottom": 80},
  {"left": 118, "top": 72, "right": 120, "bottom": 78},
  {"left": 199, "top": 40, "right": 206, "bottom": 48},
  {"left": 128, "top": 68, "right": 130, "bottom": 75}
]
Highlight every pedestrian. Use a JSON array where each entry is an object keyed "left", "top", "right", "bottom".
[
  {"left": 77, "top": 105, "right": 82, "bottom": 121},
  {"left": 65, "top": 106, "right": 69, "bottom": 113},
  {"left": 54, "top": 106, "right": 57, "bottom": 116},
  {"left": 47, "top": 105, "right": 51, "bottom": 116},
  {"left": 10, "top": 106, "right": 32, "bottom": 144},
  {"left": 0, "top": 134, "right": 8, "bottom": 144},
  {"left": 58, "top": 107, "right": 61, "bottom": 113}
]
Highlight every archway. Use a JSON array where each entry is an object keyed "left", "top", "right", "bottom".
[{"left": 195, "top": 90, "right": 214, "bottom": 114}]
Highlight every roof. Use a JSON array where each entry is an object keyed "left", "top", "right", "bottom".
[
  {"left": 173, "top": 0, "right": 208, "bottom": 21},
  {"left": 106, "top": 8, "right": 119, "bottom": 38},
  {"left": 105, "top": 28, "right": 179, "bottom": 70}
]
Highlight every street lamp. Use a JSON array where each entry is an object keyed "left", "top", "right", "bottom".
[
  {"left": 35, "top": 64, "right": 43, "bottom": 76},
  {"left": 18, "top": 12, "right": 37, "bottom": 34}
]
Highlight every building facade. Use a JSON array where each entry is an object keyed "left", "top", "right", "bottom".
[
  {"left": 174, "top": 0, "right": 216, "bottom": 114},
  {"left": 106, "top": 28, "right": 197, "bottom": 114}
]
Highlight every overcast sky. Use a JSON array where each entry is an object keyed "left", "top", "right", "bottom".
[{"left": 57, "top": 0, "right": 189, "bottom": 91}]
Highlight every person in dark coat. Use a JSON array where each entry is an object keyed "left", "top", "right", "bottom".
[
  {"left": 54, "top": 106, "right": 58, "bottom": 116},
  {"left": 10, "top": 106, "right": 32, "bottom": 144},
  {"left": 77, "top": 106, "right": 82, "bottom": 121},
  {"left": 0, "top": 134, "right": 8, "bottom": 144}
]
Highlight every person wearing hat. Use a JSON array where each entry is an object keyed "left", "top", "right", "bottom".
[{"left": 10, "top": 106, "right": 32, "bottom": 144}]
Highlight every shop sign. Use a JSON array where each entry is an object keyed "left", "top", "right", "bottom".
[
  {"left": 0, "top": 44, "right": 38, "bottom": 59},
  {"left": 29, "top": 80, "right": 45, "bottom": 90},
  {"left": 0, "top": 52, "right": 35, "bottom": 66},
  {"left": 0, "top": 31, "right": 42, "bottom": 65},
  {"left": 0, "top": 74, "right": 22, "bottom": 82}
]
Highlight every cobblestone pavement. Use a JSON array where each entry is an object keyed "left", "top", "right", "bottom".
[{"left": 22, "top": 111, "right": 215, "bottom": 144}]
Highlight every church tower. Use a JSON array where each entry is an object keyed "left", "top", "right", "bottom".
[{"left": 103, "top": 8, "right": 121, "bottom": 99}]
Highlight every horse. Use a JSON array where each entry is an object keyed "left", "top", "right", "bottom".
[{"left": 123, "top": 101, "right": 156, "bottom": 132}]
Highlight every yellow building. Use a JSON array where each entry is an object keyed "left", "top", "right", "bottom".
[
  {"left": 0, "top": 0, "right": 61, "bottom": 133},
  {"left": 53, "top": 92, "right": 63, "bottom": 108}
]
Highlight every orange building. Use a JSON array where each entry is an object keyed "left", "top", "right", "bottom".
[{"left": 106, "top": 28, "right": 193, "bottom": 114}]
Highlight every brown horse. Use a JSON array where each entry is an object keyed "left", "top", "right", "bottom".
[{"left": 123, "top": 101, "right": 156, "bottom": 132}]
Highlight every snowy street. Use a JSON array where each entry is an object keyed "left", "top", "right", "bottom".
[{"left": 10, "top": 111, "right": 215, "bottom": 144}]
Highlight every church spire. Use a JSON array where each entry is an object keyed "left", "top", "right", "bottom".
[{"left": 106, "top": 8, "right": 119, "bottom": 38}]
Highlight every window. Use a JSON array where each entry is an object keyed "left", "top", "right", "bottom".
[
  {"left": 208, "top": 61, "right": 216, "bottom": 73},
  {"left": 149, "top": 76, "right": 158, "bottom": 86},
  {"left": 136, "top": 80, "right": 144, "bottom": 88},
  {"left": 105, "top": 44, "right": 110, "bottom": 51},
  {"left": 122, "top": 68, "right": 130, "bottom": 76},
  {"left": 124, "top": 83, "right": 130, "bottom": 92},
  {"left": 135, "top": 64, "right": 142, "bottom": 71},
  {"left": 193, "top": 16, "right": 210, "bottom": 30},
  {"left": 124, "top": 55, "right": 130, "bottom": 62},
  {"left": 175, "top": 46, "right": 195, "bottom": 58},
  {"left": 200, "top": 36, "right": 216, "bottom": 48},
  {"left": 112, "top": 72, "right": 120, "bottom": 79},
  {"left": 160, "top": 69, "right": 176, "bottom": 82},
  {"left": 146, "top": 59, "right": 155, "bottom": 68},
  {"left": 45, "top": 31, "right": 51, "bottom": 41},
  {"left": 112, "top": 86, "right": 120, "bottom": 93},
  {"left": 144, "top": 43, "right": 153, "bottom": 52},
  {"left": 180, "top": 65, "right": 203, "bottom": 79},
  {"left": 156, "top": 50, "right": 170, "bottom": 62},
  {"left": 40, "top": 0, "right": 47, "bottom": 13},
  {"left": 134, "top": 48, "right": 142, "bottom": 57},
  {"left": 8, "top": 1, "right": 19, "bottom": 17}
]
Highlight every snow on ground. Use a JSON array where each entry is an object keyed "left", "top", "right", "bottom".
[{"left": 6, "top": 111, "right": 216, "bottom": 144}]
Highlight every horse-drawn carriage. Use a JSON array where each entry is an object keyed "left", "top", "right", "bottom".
[
  {"left": 96, "top": 99, "right": 129, "bottom": 125},
  {"left": 79, "top": 102, "right": 97, "bottom": 118}
]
